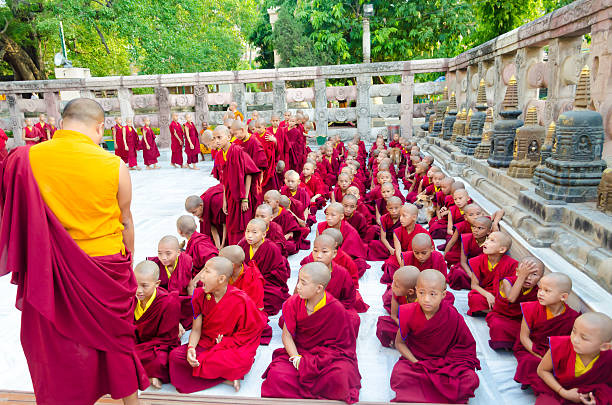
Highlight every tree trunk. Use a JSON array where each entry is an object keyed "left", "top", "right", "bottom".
[{"left": 1, "top": 33, "right": 45, "bottom": 81}]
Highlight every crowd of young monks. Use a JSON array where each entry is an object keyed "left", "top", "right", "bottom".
[{"left": 126, "top": 107, "right": 611, "bottom": 404}]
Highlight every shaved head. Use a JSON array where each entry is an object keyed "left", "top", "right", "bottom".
[
  {"left": 248, "top": 218, "right": 268, "bottom": 233},
  {"left": 265, "top": 190, "right": 281, "bottom": 201},
  {"left": 62, "top": 98, "right": 105, "bottom": 126},
  {"left": 473, "top": 216, "right": 492, "bottom": 230},
  {"left": 451, "top": 181, "right": 465, "bottom": 193},
  {"left": 134, "top": 260, "right": 160, "bottom": 281},
  {"left": 321, "top": 228, "right": 343, "bottom": 246},
  {"left": 327, "top": 202, "right": 344, "bottom": 215},
  {"left": 542, "top": 272, "right": 573, "bottom": 294},
  {"left": 256, "top": 203, "right": 273, "bottom": 216},
  {"left": 520, "top": 256, "right": 545, "bottom": 276},
  {"left": 159, "top": 235, "right": 180, "bottom": 250},
  {"left": 314, "top": 234, "right": 336, "bottom": 250},
  {"left": 177, "top": 215, "right": 197, "bottom": 234},
  {"left": 491, "top": 231, "right": 512, "bottom": 251},
  {"left": 285, "top": 170, "right": 299, "bottom": 180},
  {"left": 381, "top": 182, "right": 394, "bottom": 191},
  {"left": 412, "top": 233, "right": 433, "bottom": 250},
  {"left": 401, "top": 203, "right": 419, "bottom": 216},
  {"left": 300, "top": 262, "right": 331, "bottom": 288},
  {"left": 417, "top": 269, "right": 447, "bottom": 290},
  {"left": 279, "top": 195, "right": 291, "bottom": 208},
  {"left": 185, "top": 195, "right": 203, "bottom": 211},
  {"left": 394, "top": 266, "right": 420, "bottom": 289},
  {"left": 230, "top": 120, "right": 244, "bottom": 131},
  {"left": 342, "top": 194, "right": 358, "bottom": 204},
  {"left": 578, "top": 312, "right": 612, "bottom": 342},
  {"left": 453, "top": 189, "right": 469, "bottom": 198},
  {"left": 219, "top": 245, "right": 245, "bottom": 265},
  {"left": 464, "top": 203, "right": 482, "bottom": 214},
  {"left": 387, "top": 196, "right": 402, "bottom": 206},
  {"left": 441, "top": 177, "right": 454, "bottom": 187},
  {"left": 208, "top": 256, "right": 233, "bottom": 279}
]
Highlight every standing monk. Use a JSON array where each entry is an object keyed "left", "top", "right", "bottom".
[
  {"left": 0, "top": 98, "right": 149, "bottom": 404},
  {"left": 0, "top": 127, "right": 8, "bottom": 161},
  {"left": 22, "top": 118, "right": 40, "bottom": 145},
  {"left": 48, "top": 117, "right": 58, "bottom": 139},
  {"left": 183, "top": 113, "right": 200, "bottom": 170},
  {"left": 124, "top": 117, "right": 141, "bottom": 170},
  {"left": 169, "top": 113, "right": 185, "bottom": 168},
  {"left": 113, "top": 116, "right": 128, "bottom": 164},
  {"left": 141, "top": 117, "right": 160, "bottom": 169},
  {"left": 34, "top": 113, "right": 50, "bottom": 142}
]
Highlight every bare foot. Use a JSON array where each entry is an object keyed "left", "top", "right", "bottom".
[
  {"left": 135, "top": 166, "right": 142, "bottom": 171},
  {"left": 192, "top": 165, "right": 199, "bottom": 170},
  {"left": 145, "top": 166, "right": 153, "bottom": 170},
  {"left": 171, "top": 163, "right": 178, "bottom": 168},
  {"left": 223, "top": 379, "right": 240, "bottom": 392},
  {"left": 154, "top": 164, "right": 160, "bottom": 169},
  {"left": 182, "top": 164, "right": 187, "bottom": 168},
  {"left": 150, "top": 377, "right": 162, "bottom": 389}
]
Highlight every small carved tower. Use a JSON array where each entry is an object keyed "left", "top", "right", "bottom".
[
  {"left": 442, "top": 92, "right": 458, "bottom": 140},
  {"left": 461, "top": 79, "right": 488, "bottom": 155},
  {"left": 474, "top": 107, "right": 494, "bottom": 159},
  {"left": 488, "top": 76, "right": 523, "bottom": 168},
  {"left": 508, "top": 106, "right": 545, "bottom": 178}
]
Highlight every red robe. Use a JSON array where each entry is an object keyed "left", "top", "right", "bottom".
[
  {"left": 532, "top": 336, "right": 612, "bottom": 404},
  {"left": 238, "top": 239, "right": 290, "bottom": 316},
  {"left": 256, "top": 131, "right": 278, "bottom": 192},
  {"left": 268, "top": 125, "right": 289, "bottom": 165},
  {"left": 317, "top": 220, "right": 369, "bottom": 276},
  {"left": 24, "top": 126, "right": 41, "bottom": 146},
  {"left": 447, "top": 233, "right": 484, "bottom": 290},
  {"left": 272, "top": 207, "right": 310, "bottom": 254},
  {"left": 281, "top": 185, "right": 315, "bottom": 224},
  {"left": 286, "top": 126, "right": 305, "bottom": 172},
  {"left": 113, "top": 124, "right": 127, "bottom": 161},
  {"left": 0, "top": 147, "right": 149, "bottom": 403},
  {"left": 125, "top": 125, "right": 139, "bottom": 168},
  {"left": 485, "top": 275, "right": 539, "bottom": 350},
  {"left": 428, "top": 191, "right": 452, "bottom": 239},
  {"left": 169, "top": 120, "right": 185, "bottom": 165},
  {"left": 169, "top": 286, "right": 266, "bottom": 393},
  {"left": 34, "top": 122, "right": 50, "bottom": 142},
  {"left": 261, "top": 294, "right": 362, "bottom": 404},
  {"left": 367, "top": 213, "right": 401, "bottom": 261},
  {"left": 183, "top": 121, "right": 200, "bottom": 164},
  {"left": 467, "top": 253, "right": 518, "bottom": 315},
  {"left": 301, "top": 173, "right": 328, "bottom": 210},
  {"left": 381, "top": 224, "right": 433, "bottom": 279},
  {"left": 231, "top": 261, "right": 272, "bottom": 345},
  {"left": 513, "top": 301, "right": 580, "bottom": 391},
  {"left": 185, "top": 231, "right": 218, "bottom": 273},
  {"left": 444, "top": 219, "right": 472, "bottom": 266},
  {"left": 135, "top": 288, "right": 181, "bottom": 383},
  {"left": 212, "top": 144, "right": 261, "bottom": 244},
  {"left": 0, "top": 129, "right": 8, "bottom": 161},
  {"left": 391, "top": 302, "right": 480, "bottom": 404},
  {"left": 141, "top": 126, "right": 160, "bottom": 165},
  {"left": 199, "top": 184, "right": 226, "bottom": 239},
  {"left": 265, "top": 221, "right": 289, "bottom": 257},
  {"left": 148, "top": 253, "right": 194, "bottom": 328},
  {"left": 381, "top": 249, "right": 447, "bottom": 285}
]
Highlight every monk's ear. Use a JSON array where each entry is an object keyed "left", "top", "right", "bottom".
[
  {"left": 440, "top": 290, "right": 447, "bottom": 298},
  {"left": 600, "top": 342, "right": 611, "bottom": 351},
  {"left": 407, "top": 288, "right": 415, "bottom": 296},
  {"left": 559, "top": 292, "right": 569, "bottom": 302},
  {"left": 155, "top": 280, "right": 161, "bottom": 288},
  {"left": 499, "top": 246, "right": 509, "bottom": 255}
]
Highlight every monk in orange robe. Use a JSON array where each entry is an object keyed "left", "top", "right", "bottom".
[{"left": 1, "top": 98, "right": 149, "bottom": 404}]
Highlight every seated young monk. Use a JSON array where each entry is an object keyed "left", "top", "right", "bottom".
[
  {"left": 238, "top": 219, "right": 290, "bottom": 316},
  {"left": 428, "top": 177, "right": 455, "bottom": 239},
  {"left": 375, "top": 182, "right": 399, "bottom": 224},
  {"left": 281, "top": 170, "right": 316, "bottom": 226},
  {"left": 218, "top": 245, "right": 272, "bottom": 345},
  {"left": 381, "top": 203, "right": 433, "bottom": 280},
  {"left": 317, "top": 202, "right": 370, "bottom": 276},
  {"left": 443, "top": 202, "right": 485, "bottom": 267},
  {"left": 169, "top": 257, "right": 266, "bottom": 393},
  {"left": 514, "top": 273, "right": 580, "bottom": 391},
  {"left": 211, "top": 125, "right": 261, "bottom": 244},
  {"left": 391, "top": 270, "right": 480, "bottom": 404},
  {"left": 254, "top": 203, "right": 289, "bottom": 256},
  {"left": 382, "top": 233, "right": 447, "bottom": 285},
  {"left": 185, "top": 188, "right": 227, "bottom": 249},
  {"left": 367, "top": 196, "right": 403, "bottom": 261},
  {"left": 148, "top": 235, "right": 196, "bottom": 329},
  {"left": 261, "top": 263, "right": 362, "bottom": 404},
  {"left": 347, "top": 185, "right": 375, "bottom": 225},
  {"left": 133, "top": 261, "right": 181, "bottom": 389},
  {"left": 331, "top": 173, "right": 352, "bottom": 203},
  {"left": 447, "top": 216, "right": 491, "bottom": 290},
  {"left": 376, "top": 266, "right": 420, "bottom": 348},
  {"left": 301, "top": 160, "right": 328, "bottom": 212},
  {"left": 535, "top": 312, "right": 612, "bottom": 405},
  {"left": 266, "top": 190, "right": 309, "bottom": 254},
  {"left": 176, "top": 215, "right": 218, "bottom": 273},
  {"left": 486, "top": 257, "right": 543, "bottom": 350},
  {"left": 467, "top": 231, "right": 518, "bottom": 316},
  {"left": 342, "top": 194, "right": 376, "bottom": 243}
]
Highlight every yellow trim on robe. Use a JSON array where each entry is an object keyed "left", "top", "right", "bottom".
[
  {"left": 575, "top": 354, "right": 599, "bottom": 377},
  {"left": 459, "top": 208, "right": 464, "bottom": 215},
  {"left": 277, "top": 207, "right": 283, "bottom": 215},
  {"left": 249, "top": 238, "right": 264, "bottom": 260},
  {"left": 487, "top": 260, "right": 498, "bottom": 272},
  {"left": 499, "top": 281, "right": 533, "bottom": 299},
  {"left": 311, "top": 292, "right": 327, "bottom": 313},
  {"left": 290, "top": 190, "right": 297, "bottom": 196},
  {"left": 135, "top": 289, "right": 157, "bottom": 321},
  {"left": 165, "top": 257, "right": 179, "bottom": 280},
  {"left": 434, "top": 186, "right": 440, "bottom": 192},
  {"left": 222, "top": 148, "right": 229, "bottom": 161},
  {"left": 546, "top": 305, "right": 565, "bottom": 320}
]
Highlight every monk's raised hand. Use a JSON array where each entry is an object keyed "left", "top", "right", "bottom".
[{"left": 216, "top": 334, "right": 224, "bottom": 344}]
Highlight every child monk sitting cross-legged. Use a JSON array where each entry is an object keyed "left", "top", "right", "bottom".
[
  {"left": 536, "top": 312, "right": 612, "bottom": 405},
  {"left": 390, "top": 270, "right": 481, "bottom": 404},
  {"left": 446, "top": 216, "right": 492, "bottom": 290},
  {"left": 169, "top": 257, "right": 266, "bottom": 393},
  {"left": 176, "top": 215, "right": 218, "bottom": 273},
  {"left": 134, "top": 260, "right": 181, "bottom": 389},
  {"left": 513, "top": 273, "right": 580, "bottom": 392},
  {"left": 254, "top": 203, "right": 289, "bottom": 256},
  {"left": 261, "top": 262, "right": 362, "bottom": 404}
]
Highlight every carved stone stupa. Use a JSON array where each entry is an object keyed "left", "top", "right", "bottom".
[
  {"left": 487, "top": 76, "right": 523, "bottom": 168},
  {"left": 431, "top": 87, "right": 448, "bottom": 137},
  {"left": 420, "top": 101, "right": 435, "bottom": 133},
  {"left": 442, "top": 92, "right": 458, "bottom": 140},
  {"left": 597, "top": 169, "right": 612, "bottom": 213},
  {"left": 474, "top": 107, "right": 494, "bottom": 159},
  {"left": 535, "top": 66, "right": 607, "bottom": 202},
  {"left": 455, "top": 108, "right": 472, "bottom": 147},
  {"left": 508, "top": 107, "right": 545, "bottom": 178},
  {"left": 461, "top": 80, "right": 488, "bottom": 155},
  {"left": 532, "top": 122, "right": 556, "bottom": 186},
  {"left": 450, "top": 108, "right": 466, "bottom": 144}
]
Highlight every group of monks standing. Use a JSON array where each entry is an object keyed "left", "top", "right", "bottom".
[{"left": 0, "top": 97, "right": 610, "bottom": 405}]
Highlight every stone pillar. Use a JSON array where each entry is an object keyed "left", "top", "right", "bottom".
[
  {"left": 267, "top": 7, "right": 281, "bottom": 67},
  {"left": 232, "top": 83, "right": 247, "bottom": 118},
  {"left": 194, "top": 85, "right": 210, "bottom": 128},
  {"left": 401, "top": 73, "right": 414, "bottom": 137},
  {"left": 314, "top": 77, "right": 328, "bottom": 137},
  {"left": 7, "top": 94, "right": 24, "bottom": 147},
  {"left": 155, "top": 87, "right": 171, "bottom": 148},
  {"left": 356, "top": 74, "right": 371, "bottom": 142},
  {"left": 118, "top": 88, "right": 134, "bottom": 120},
  {"left": 546, "top": 36, "right": 583, "bottom": 123},
  {"left": 363, "top": 17, "right": 371, "bottom": 64},
  {"left": 273, "top": 80, "right": 287, "bottom": 113},
  {"left": 44, "top": 92, "right": 61, "bottom": 123}
]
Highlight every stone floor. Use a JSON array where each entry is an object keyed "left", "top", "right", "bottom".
[{"left": 0, "top": 149, "right": 537, "bottom": 404}]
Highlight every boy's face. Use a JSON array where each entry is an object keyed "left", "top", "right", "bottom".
[
  {"left": 212, "top": 130, "right": 230, "bottom": 149},
  {"left": 302, "top": 163, "right": 314, "bottom": 177},
  {"left": 255, "top": 209, "right": 272, "bottom": 224},
  {"left": 388, "top": 202, "right": 402, "bottom": 218},
  {"left": 157, "top": 242, "right": 179, "bottom": 267},
  {"left": 244, "top": 223, "right": 265, "bottom": 246},
  {"left": 342, "top": 199, "right": 357, "bottom": 217},
  {"left": 200, "top": 262, "right": 224, "bottom": 294},
  {"left": 325, "top": 208, "right": 343, "bottom": 227},
  {"left": 381, "top": 186, "right": 395, "bottom": 199},
  {"left": 256, "top": 124, "right": 266, "bottom": 135},
  {"left": 537, "top": 276, "right": 566, "bottom": 307},
  {"left": 231, "top": 127, "right": 247, "bottom": 141},
  {"left": 412, "top": 243, "right": 433, "bottom": 263},
  {"left": 379, "top": 173, "right": 392, "bottom": 185},
  {"left": 570, "top": 317, "right": 608, "bottom": 356},
  {"left": 470, "top": 222, "right": 490, "bottom": 240},
  {"left": 284, "top": 112, "right": 291, "bottom": 121},
  {"left": 453, "top": 192, "right": 470, "bottom": 209},
  {"left": 399, "top": 208, "right": 416, "bottom": 227},
  {"left": 285, "top": 175, "right": 299, "bottom": 191},
  {"left": 415, "top": 278, "right": 446, "bottom": 316},
  {"left": 187, "top": 204, "right": 203, "bottom": 219},
  {"left": 264, "top": 195, "right": 279, "bottom": 210},
  {"left": 296, "top": 270, "right": 323, "bottom": 300},
  {"left": 482, "top": 233, "right": 505, "bottom": 255},
  {"left": 433, "top": 174, "right": 444, "bottom": 187},
  {"left": 520, "top": 264, "right": 543, "bottom": 290},
  {"left": 465, "top": 209, "right": 483, "bottom": 225},
  {"left": 338, "top": 176, "right": 351, "bottom": 190},
  {"left": 391, "top": 274, "right": 413, "bottom": 298},
  {"left": 271, "top": 118, "right": 280, "bottom": 128},
  {"left": 440, "top": 182, "right": 453, "bottom": 195},
  {"left": 135, "top": 272, "right": 160, "bottom": 303},
  {"left": 312, "top": 241, "right": 337, "bottom": 266}
]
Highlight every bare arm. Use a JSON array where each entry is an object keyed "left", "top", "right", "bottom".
[
  {"left": 142, "top": 127, "right": 150, "bottom": 149},
  {"left": 393, "top": 234, "right": 403, "bottom": 266},
  {"left": 519, "top": 318, "right": 541, "bottom": 359},
  {"left": 122, "top": 127, "right": 128, "bottom": 150},
  {"left": 470, "top": 271, "right": 495, "bottom": 308},
  {"left": 282, "top": 324, "right": 299, "bottom": 358},
  {"left": 117, "top": 162, "right": 135, "bottom": 254},
  {"left": 395, "top": 330, "right": 418, "bottom": 362},
  {"left": 537, "top": 350, "right": 582, "bottom": 402},
  {"left": 187, "top": 314, "right": 203, "bottom": 367},
  {"left": 210, "top": 225, "right": 221, "bottom": 249},
  {"left": 446, "top": 211, "right": 454, "bottom": 235},
  {"left": 390, "top": 296, "right": 400, "bottom": 325},
  {"left": 491, "top": 209, "right": 505, "bottom": 232},
  {"left": 444, "top": 230, "right": 459, "bottom": 254},
  {"left": 459, "top": 246, "right": 474, "bottom": 278}
]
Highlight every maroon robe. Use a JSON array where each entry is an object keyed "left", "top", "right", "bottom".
[
  {"left": 268, "top": 125, "right": 289, "bottom": 165},
  {"left": 113, "top": 124, "right": 127, "bottom": 161},
  {"left": 238, "top": 239, "right": 290, "bottom": 316},
  {"left": 169, "top": 286, "right": 266, "bottom": 393},
  {"left": 199, "top": 184, "right": 226, "bottom": 239},
  {"left": 273, "top": 207, "right": 310, "bottom": 254},
  {"left": 125, "top": 125, "right": 139, "bottom": 168},
  {"left": 317, "top": 220, "right": 369, "bottom": 276},
  {"left": 0, "top": 129, "right": 7, "bottom": 161},
  {"left": 135, "top": 288, "right": 181, "bottom": 383},
  {"left": 24, "top": 126, "right": 41, "bottom": 146},
  {"left": 376, "top": 292, "right": 412, "bottom": 347},
  {"left": 467, "top": 253, "right": 518, "bottom": 315},
  {"left": 148, "top": 253, "right": 194, "bottom": 328},
  {"left": 281, "top": 185, "right": 315, "bottom": 225},
  {"left": 230, "top": 261, "right": 271, "bottom": 345},
  {"left": 169, "top": 120, "right": 185, "bottom": 165},
  {"left": 381, "top": 224, "right": 433, "bottom": 279},
  {"left": 261, "top": 294, "right": 362, "bottom": 404},
  {"left": 513, "top": 301, "right": 580, "bottom": 390},
  {"left": 301, "top": 173, "right": 328, "bottom": 210},
  {"left": 367, "top": 213, "right": 401, "bottom": 261},
  {"left": 444, "top": 220, "right": 473, "bottom": 266},
  {"left": 212, "top": 144, "right": 261, "bottom": 244},
  {"left": 428, "top": 191, "right": 452, "bottom": 239},
  {"left": 532, "top": 336, "right": 612, "bottom": 404},
  {"left": 183, "top": 121, "right": 200, "bottom": 164},
  {"left": 255, "top": 131, "right": 278, "bottom": 192},
  {"left": 265, "top": 221, "right": 289, "bottom": 257},
  {"left": 185, "top": 231, "right": 218, "bottom": 273},
  {"left": 234, "top": 135, "right": 268, "bottom": 203},
  {"left": 141, "top": 126, "right": 160, "bottom": 165},
  {"left": 381, "top": 250, "right": 446, "bottom": 285},
  {"left": 391, "top": 302, "right": 480, "bottom": 404},
  {"left": 34, "top": 122, "right": 50, "bottom": 142},
  {"left": 485, "top": 275, "right": 539, "bottom": 350},
  {"left": 447, "top": 233, "right": 484, "bottom": 290},
  {"left": 0, "top": 147, "right": 149, "bottom": 403}
]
